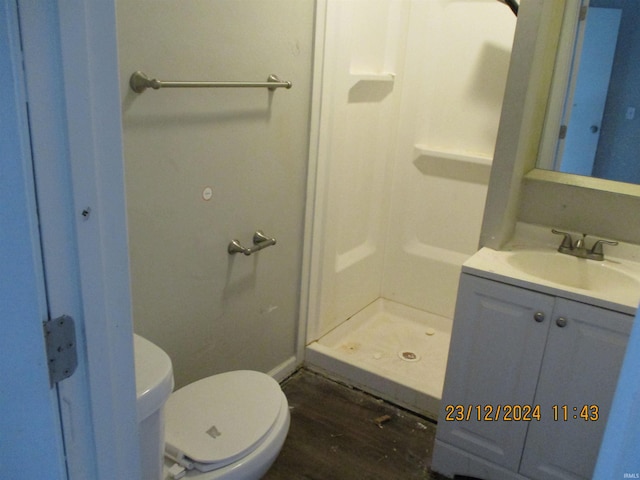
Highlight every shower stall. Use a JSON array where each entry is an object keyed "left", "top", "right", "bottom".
[{"left": 303, "top": 0, "right": 516, "bottom": 418}]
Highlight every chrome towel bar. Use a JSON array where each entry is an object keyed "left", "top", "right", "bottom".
[
  {"left": 228, "top": 231, "right": 277, "bottom": 256},
  {"left": 129, "top": 71, "right": 292, "bottom": 94}
]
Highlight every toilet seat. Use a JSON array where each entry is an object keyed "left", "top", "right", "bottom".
[{"left": 164, "top": 370, "right": 284, "bottom": 473}]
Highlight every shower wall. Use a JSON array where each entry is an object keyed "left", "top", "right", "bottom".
[
  {"left": 308, "top": 0, "right": 411, "bottom": 339},
  {"left": 116, "top": 0, "right": 314, "bottom": 388},
  {"left": 309, "top": 0, "right": 517, "bottom": 340}
]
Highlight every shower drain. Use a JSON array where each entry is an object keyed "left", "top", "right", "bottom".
[{"left": 398, "top": 350, "right": 421, "bottom": 362}]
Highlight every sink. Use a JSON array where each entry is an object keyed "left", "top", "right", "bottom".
[
  {"left": 506, "top": 250, "right": 640, "bottom": 295},
  {"left": 462, "top": 224, "right": 640, "bottom": 312},
  {"left": 463, "top": 245, "right": 640, "bottom": 313}
]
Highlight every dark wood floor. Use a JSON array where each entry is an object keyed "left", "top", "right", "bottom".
[{"left": 263, "top": 369, "right": 447, "bottom": 480}]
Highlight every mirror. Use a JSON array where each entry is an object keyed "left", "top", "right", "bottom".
[
  {"left": 536, "top": 0, "right": 640, "bottom": 185},
  {"left": 481, "top": 0, "right": 640, "bottom": 249}
]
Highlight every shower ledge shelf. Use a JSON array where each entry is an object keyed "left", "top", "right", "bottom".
[
  {"left": 414, "top": 145, "right": 493, "bottom": 167},
  {"left": 348, "top": 72, "right": 395, "bottom": 88}
]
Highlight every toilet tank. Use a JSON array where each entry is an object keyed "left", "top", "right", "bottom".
[{"left": 133, "top": 334, "right": 174, "bottom": 480}]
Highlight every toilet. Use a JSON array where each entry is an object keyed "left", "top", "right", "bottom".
[{"left": 133, "top": 334, "right": 290, "bottom": 480}]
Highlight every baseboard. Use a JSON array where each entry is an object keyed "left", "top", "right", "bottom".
[{"left": 268, "top": 355, "right": 300, "bottom": 383}]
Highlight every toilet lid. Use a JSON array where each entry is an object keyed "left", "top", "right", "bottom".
[{"left": 164, "top": 370, "right": 284, "bottom": 471}]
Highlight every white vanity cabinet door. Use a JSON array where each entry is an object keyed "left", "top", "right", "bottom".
[
  {"left": 519, "top": 298, "right": 632, "bottom": 480},
  {"left": 436, "top": 274, "right": 554, "bottom": 471}
]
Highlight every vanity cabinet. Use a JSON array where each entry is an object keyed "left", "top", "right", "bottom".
[{"left": 432, "top": 273, "right": 632, "bottom": 480}]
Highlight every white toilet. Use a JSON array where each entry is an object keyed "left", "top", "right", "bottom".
[{"left": 133, "top": 334, "right": 290, "bottom": 480}]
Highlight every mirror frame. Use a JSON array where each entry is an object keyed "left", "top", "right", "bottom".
[
  {"left": 480, "top": 0, "right": 640, "bottom": 249},
  {"left": 536, "top": 0, "right": 583, "bottom": 171}
]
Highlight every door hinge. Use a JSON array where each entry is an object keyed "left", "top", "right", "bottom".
[
  {"left": 579, "top": 6, "right": 588, "bottom": 21},
  {"left": 559, "top": 124, "right": 568, "bottom": 139},
  {"left": 43, "top": 315, "right": 78, "bottom": 386}
]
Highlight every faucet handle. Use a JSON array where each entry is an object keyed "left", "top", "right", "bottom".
[
  {"left": 590, "top": 238, "right": 618, "bottom": 257},
  {"left": 551, "top": 229, "right": 573, "bottom": 250}
]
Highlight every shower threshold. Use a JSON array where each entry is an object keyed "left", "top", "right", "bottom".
[{"left": 305, "top": 298, "right": 452, "bottom": 420}]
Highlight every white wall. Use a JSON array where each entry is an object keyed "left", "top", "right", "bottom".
[
  {"left": 116, "top": 0, "right": 314, "bottom": 388},
  {"left": 310, "top": 0, "right": 516, "bottom": 340}
]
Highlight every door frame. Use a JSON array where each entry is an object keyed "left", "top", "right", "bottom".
[{"left": 5, "top": 1, "right": 141, "bottom": 478}]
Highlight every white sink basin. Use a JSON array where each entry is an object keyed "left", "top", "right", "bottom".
[
  {"left": 463, "top": 247, "right": 640, "bottom": 313},
  {"left": 506, "top": 250, "right": 640, "bottom": 294}
]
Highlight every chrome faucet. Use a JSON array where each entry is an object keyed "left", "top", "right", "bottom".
[{"left": 551, "top": 229, "right": 618, "bottom": 261}]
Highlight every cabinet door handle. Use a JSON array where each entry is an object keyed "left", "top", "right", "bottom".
[
  {"left": 534, "top": 311, "right": 545, "bottom": 323},
  {"left": 556, "top": 317, "right": 568, "bottom": 328}
]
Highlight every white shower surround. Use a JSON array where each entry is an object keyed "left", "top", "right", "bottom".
[{"left": 303, "top": 0, "right": 516, "bottom": 416}]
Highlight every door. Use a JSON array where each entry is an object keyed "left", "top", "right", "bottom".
[
  {"left": 434, "top": 275, "right": 554, "bottom": 470},
  {"left": 14, "top": 1, "right": 142, "bottom": 478},
  {"left": 2, "top": 1, "right": 142, "bottom": 478},
  {"left": 558, "top": 7, "right": 621, "bottom": 176},
  {"left": 520, "top": 299, "right": 632, "bottom": 480},
  {"left": 0, "top": 1, "right": 67, "bottom": 476}
]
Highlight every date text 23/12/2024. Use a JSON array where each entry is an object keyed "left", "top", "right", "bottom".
[{"left": 444, "top": 404, "right": 599, "bottom": 422}]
